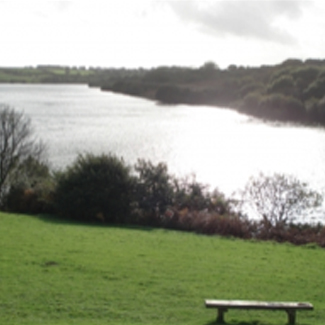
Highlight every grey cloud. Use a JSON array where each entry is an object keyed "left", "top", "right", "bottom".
[{"left": 167, "top": 1, "right": 310, "bottom": 44}]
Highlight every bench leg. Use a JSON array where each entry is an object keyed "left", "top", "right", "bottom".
[
  {"left": 286, "top": 310, "right": 296, "bottom": 325},
  {"left": 216, "top": 308, "right": 227, "bottom": 324}
]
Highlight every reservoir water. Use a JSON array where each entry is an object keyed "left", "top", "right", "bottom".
[{"left": 1, "top": 84, "right": 325, "bottom": 204}]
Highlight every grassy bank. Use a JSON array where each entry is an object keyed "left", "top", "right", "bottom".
[{"left": 1, "top": 212, "right": 324, "bottom": 325}]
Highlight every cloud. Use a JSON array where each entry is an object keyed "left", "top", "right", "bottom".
[
  {"left": 167, "top": 0, "right": 310, "bottom": 44},
  {"left": 51, "top": 1, "right": 73, "bottom": 12},
  {"left": 0, "top": 0, "right": 322, "bottom": 68}
]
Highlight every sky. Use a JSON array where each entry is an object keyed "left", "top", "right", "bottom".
[{"left": 0, "top": 0, "right": 324, "bottom": 69}]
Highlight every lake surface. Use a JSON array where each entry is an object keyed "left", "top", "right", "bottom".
[{"left": 1, "top": 84, "right": 325, "bottom": 214}]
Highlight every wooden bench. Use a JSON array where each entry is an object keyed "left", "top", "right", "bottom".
[{"left": 205, "top": 299, "right": 313, "bottom": 324}]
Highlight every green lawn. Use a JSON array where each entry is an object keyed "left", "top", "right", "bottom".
[{"left": 1, "top": 212, "right": 324, "bottom": 325}]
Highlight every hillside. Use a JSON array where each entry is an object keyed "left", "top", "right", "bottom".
[{"left": 1, "top": 212, "right": 324, "bottom": 325}]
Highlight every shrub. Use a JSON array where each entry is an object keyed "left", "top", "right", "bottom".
[
  {"left": 54, "top": 153, "right": 134, "bottom": 223},
  {"left": 254, "top": 221, "right": 325, "bottom": 247},
  {"left": 161, "top": 209, "right": 253, "bottom": 239},
  {"left": 3, "top": 156, "right": 54, "bottom": 214},
  {"left": 4, "top": 182, "right": 55, "bottom": 214}
]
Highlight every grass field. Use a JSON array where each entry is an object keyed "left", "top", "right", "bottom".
[{"left": 1, "top": 212, "right": 324, "bottom": 325}]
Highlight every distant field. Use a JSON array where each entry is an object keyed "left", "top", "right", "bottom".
[
  {"left": 0, "top": 67, "right": 91, "bottom": 83},
  {"left": 1, "top": 212, "right": 324, "bottom": 325}
]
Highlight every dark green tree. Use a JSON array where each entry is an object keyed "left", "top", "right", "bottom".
[
  {"left": 54, "top": 153, "right": 135, "bottom": 223},
  {"left": 134, "top": 159, "right": 174, "bottom": 215}
]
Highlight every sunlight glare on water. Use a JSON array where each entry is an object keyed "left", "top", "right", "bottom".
[{"left": 1, "top": 84, "right": 325, "bottom": 201}]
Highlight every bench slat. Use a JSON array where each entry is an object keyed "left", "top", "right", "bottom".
[{"left": 205, "top": 299, "right": 313, "bottom": 310}]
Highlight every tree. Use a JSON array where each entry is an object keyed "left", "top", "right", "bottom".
[
  {"left": 239, "top": 173, "right": 322, "bottom": 227},
  {"left": 258, "top": 93, "right": 304, "bottom": 120},
  {"left": 54, "top": 153, "right": 135, "bottom": 223},
  {"left": 303, "top": 77, "right": 325, "bottom": 100},
  {"left": 134, "top": 159, "right": 174, "bottom": 215},
  {"left": 267, "top": 75, "right": 296, "bottom": 96},
  {"left": 200, "top": 61, "right": 219, "bottom": 70},
  {"left": 0, "top": 105, "right": 46, "bottom": 205}
]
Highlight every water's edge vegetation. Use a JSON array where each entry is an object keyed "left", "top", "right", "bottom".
[
  {"left": 1, "top": 58, "right": 325, "bottom": 126},
  {"left": 0, "top": 103, "right": 324, "bottom": 247},
  {"left": 2, "top": 146, "right": 324, "bottom": 247}
]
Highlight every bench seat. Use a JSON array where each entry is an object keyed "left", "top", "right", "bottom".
[{"left": 205, "top": 299, "right": 313, "bottom": 324}]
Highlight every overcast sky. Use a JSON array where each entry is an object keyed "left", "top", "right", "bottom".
[{"left": 1, "top": 0, "right": 324, "bottom": 69}]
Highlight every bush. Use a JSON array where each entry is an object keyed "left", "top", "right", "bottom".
[
  {"left": 4, "top": 182, "right": 55, "bottom": 214},
  {"left": 160, "top": 208, "right": 253, "bottom": 238},
  {"left": 54, "top": 153, "right": 134, "bottom": 223},
  {"left": 3, "top": 156, "right": 54, "bottom": 214}
]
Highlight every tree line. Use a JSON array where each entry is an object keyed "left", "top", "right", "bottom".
[
  {"left": 2, "top": 59, "right": 325, "bottom": 125},
  {"left": 1, "top": 105, "right": 324, "bottom": 247},
  {"left": 101, "top": 59, "right": 325, "bottom": 125}
]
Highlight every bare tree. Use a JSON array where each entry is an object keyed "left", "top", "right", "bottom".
[
  {"left": 0, "top": 104, "right": 46, "bottom": 204},
  {"left": 239, "top": 173, "right": 323, "bottom": 227}
]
